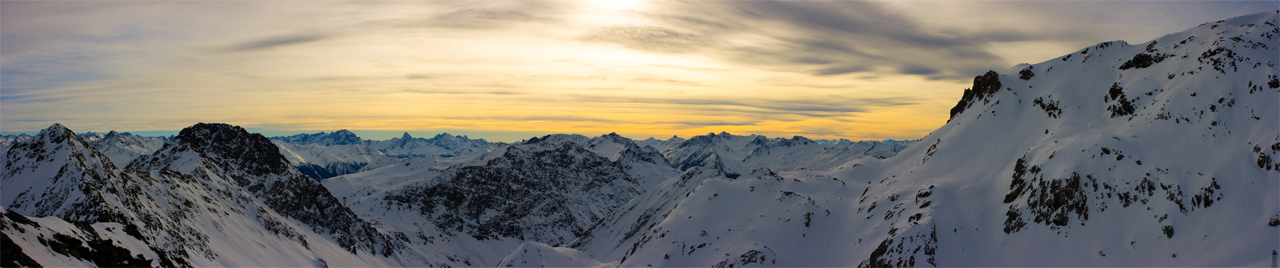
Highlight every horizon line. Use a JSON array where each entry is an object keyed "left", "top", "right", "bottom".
[{"left": 0, "top": 127, "right": 921, "bottom": 144}]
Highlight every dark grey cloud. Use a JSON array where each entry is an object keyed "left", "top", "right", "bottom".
[
  {"left": 816, "top": 65, "right": 870, "bottom": 76},
  {"left": 653, "top": 121, "right": 758, "bottom": 127},
  {"left": 583, "top": 1, "right": 1011, "bottom": 80},
  {"left": 574, "top": 95, "right": 916, "bottom": 118},
  {"left": 223, "top": 33, "right": 329, "bottom": 52},
  {"left": 900, "top": 65, "right": 940, "bottom": 76},
  {"left": 432, "top": 115, "right": 622, "bottom": 124}
]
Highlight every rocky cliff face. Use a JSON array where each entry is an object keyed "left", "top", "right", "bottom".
[{"left": 379, "top": 134, "right": 675, "bottom": 246}]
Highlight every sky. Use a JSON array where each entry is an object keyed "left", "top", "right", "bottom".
[{"left": 1, "top": 0, "right": 1274, "bottom": 142}]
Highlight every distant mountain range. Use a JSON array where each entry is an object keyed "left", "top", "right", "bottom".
[{"left": 2, "top": 11, "right": 1276, "bottom": 267}]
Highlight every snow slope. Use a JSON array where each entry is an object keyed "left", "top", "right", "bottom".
[{"left": 566, "top": 11, "right": 1280, "bottom": 267}]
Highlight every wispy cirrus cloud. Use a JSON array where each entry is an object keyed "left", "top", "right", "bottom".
[
  {"left": 581, "top": 0, "right": 1006, "bottom": 80},
  {"left": 2, "top": 0, "right": 1273, "bottom": 141},
  {"left": 222, "top": 33, "right": 332, "bottom": 53}
]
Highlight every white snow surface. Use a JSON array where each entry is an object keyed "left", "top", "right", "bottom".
[{"left": 498, "top": 241, "right": 615, "bottom": 268}]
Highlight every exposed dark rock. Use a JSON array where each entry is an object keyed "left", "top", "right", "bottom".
[
  {"left": 1, "top": 233, "right": 41, "bottom": 267},
  {"left": 383, "top": 141, "right": 646, "bottom": 245},
  {"left": 172, "top": 123, "right": 289, "bottom": 176},
  {"left": 1106, "top": 83, "right": 1136, "bottom": 118},
  {"left": 1119, "top": 53, "right": 1166, "bottom": 70},
  {"left": 39, "top": 231, "right": 153, "bottom": 267},
  {"left": 297, "top": 162, "right": 368, "bottom": 180},
  {"left": 949, "top": 71, "right": 1002, "bottom": 122},
  {"left": 1033, "top": 97, "right": 1063, "bottom": 118}
]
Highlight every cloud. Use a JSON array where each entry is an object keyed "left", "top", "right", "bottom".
[
  {"left": 653, "top": 121, "right": 758, "bottom": 127},
  {"left": 578, "top": 1, "right": 1022, "bottom": 79},
  {"left": 407, "top": 1, "right": 574, "bottom": 30},
  {"left": 815, "top": 65, "right": 870, "bottom": 76},
  {"left": 574, "top": 95, "right": 916, "bottom": 119},
  {"left": 4, "top": 0, "right": 1274, "bottom": 141},
  {"left": 629, "top": 77, "right": 704, "bottom": 86},
  {"left": 222, "top": 33, "right": 330, "bottom": 52},
  {"left": 900, "top": 65, "right": 940, "bottom": 76},
  {"left": 399, "top": 88, "right": 520, "bottom": 95},
  {"left": 582, "top": 26, "right": 709, "bottom": 54}
]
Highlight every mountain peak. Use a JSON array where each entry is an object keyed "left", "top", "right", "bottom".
[
  {"left": 602, "top": 132, "right": 627, "bottom": 141},
  {"left": 42, "top": 123, "right": 73, "bottom": 136},
  {"left": 174, "top": 123, "right": 289, "bottom": 175},
  {"left": 1218, "top": 9, "right": 1277, "bottom": 26},
  {"left": 28, "top": 123, "right": 86, "bottom": 147},
  {"left": 271, "top": 129, "right": 362, "bottom": 146},
  {"left": 328, "top": 129, "right": 362, "bottom": 144},
  {"left": 401, "top": 132, "right": 413, "bottom": 140},
  {"left": 431, "top": 133, "right": 459, "bottom": 141}
]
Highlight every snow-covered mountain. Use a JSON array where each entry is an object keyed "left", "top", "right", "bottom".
[
  {"left": 86, "top": 131, "right": 166, "bottom": 166},
  {"left": 270, "top": 130, "right": 491, "bottom": 180},
  {"left": 2, "top": 130, "right": 166, "bottom": 168},
  {"left": 635, "top": 135, "right": 687, "bottom": 153},
  {"left": 323, "top": 134, "right": 676, "bottom": 263},
  {"left": 662, "top": 132, "right": 912, "bottom": 178},
  {"left": 240, "top": 134, "right": 649, "bottom": 266},
  {"left": 561, "top": 11, "right": 1280, "bottom": 266},
  {"left": 272, "top": 129, "right": 365, "bottom": 146},
  {"left": 320, "top": 131, "right": 916, "bottom": 266},
  {"left": 369, "top": 132, "right": 491, "bottom": 158},
  {"left": 271, "top": 130, "right": 396, "bottom": 180},
  {"left": 2, "top": 122, "right": 902, "bottom": 267},
  {"left": 1, "top": 123, "right": 435, "bottom": 266},
  {"left": 0, "top": 134, "right": 33, "bottom": 154}
]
